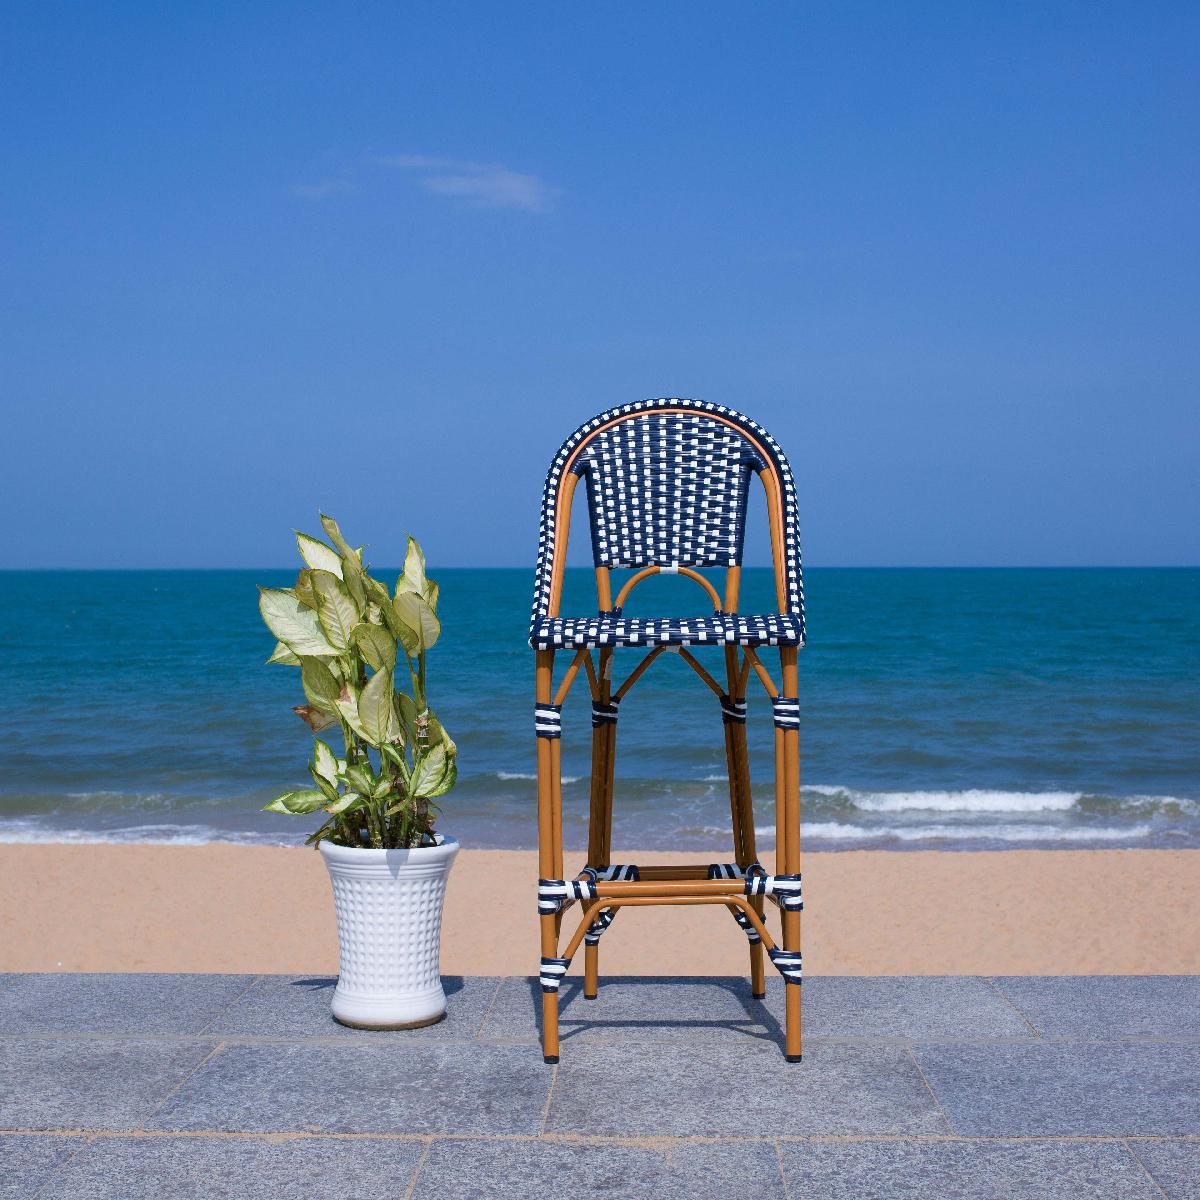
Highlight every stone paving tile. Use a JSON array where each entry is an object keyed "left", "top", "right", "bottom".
[
  {"left": 480, "top": 975, "right": 1035, "bottom": 1046},
  {"left": 414, "top": 1137, "right": 785, "bottom": 1199},
  {"left": 150, "top": 1042, "right": 550, "bottom": 1135},
  {"left": 546, "top": 1041, "right": 948, "bottom": 1137},
  {"left": 915, "top": 1043, "right": 1200, "bottom": 1136},
  {"left": 789, "top": 977, "right": 1035, "bottom": 1041},
  {"left": 37, "top": 1135, "right": 425, "bottom": 1199},
  {"left": 480, "top": 975, "right": 780, "bottom": 1045},
  {"left": 0, "top": 1135, "right": 87, "bottom": 1199},
  {"left": 0, "top": 1039, "right": 215, "bottom": 1131},
  {"left": 1127, "top": 1139, "right": 1200, "bottom": 1200},
  {"left": 993, "top": 976, "right": 1200, "bottom": 1039},
  {"left": 205, "top": 974, "right": 499, "bottom": 1040},
  {"left": 0, "top": 973, "right": 256, "bottom": 1036},
  {"left": 778, "top": 1137, "right": 1161, "bottom": 1199}
]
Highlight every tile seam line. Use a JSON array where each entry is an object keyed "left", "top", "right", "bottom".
[
  {"left": 29, "top": 1131, "right": 94, "bottom": 1200},
  {"left": 539, "top": 1059, "right": 559, "bottom": 1136},
  {"left": 983, "top": 975, "right": 1043, "bottom": 1038},
  {"left": 138, "top": 1039, "right": 226, "bottom": 1128},
  {"left": 3, "top": 1129, "right": 1196, "bottom": 1144},
  {"left": 401, "top": 1136, "right": 434, "bottom": 1200},
  {"left": 472, "top": 976, "right": 506, "bottom": 1040},
  {"left": 906, "top": 1045, "right": 955, "bottom": 1134},
  {"left": 196, "top": 974, "right": 264, "bottom": 1035},
  {"left": 1121, "top": 1136, "right": 1171, "bottom": 1199},
  {"left": 774, "top": 1137, "right": 796, "bottom": 1200}
]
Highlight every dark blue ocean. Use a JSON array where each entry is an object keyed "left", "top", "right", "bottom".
[{"left": 1, "top": 568, "right": 1196, "bottom": 851}]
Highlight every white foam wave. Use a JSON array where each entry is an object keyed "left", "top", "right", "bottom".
[
  {"left": 798, "top": 821, "right": 1155, "bottom": 843},
  {"left": 0, "top": 821, "right": 296, "bottom": 847},
  {"left": 495, "top": 771, "right": 581, "bottom": 785},
  {"left": 806, "top": 786, "right": 1084, "bottom": 814}
]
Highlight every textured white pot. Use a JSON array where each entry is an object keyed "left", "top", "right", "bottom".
[{"left": 319, "top": 836, "right": 459, "bottom": 1029}]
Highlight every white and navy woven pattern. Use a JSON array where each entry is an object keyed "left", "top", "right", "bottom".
[
  {"left": 730, "top": 907, "right": 762, "bottom": 944},
  {"left": 591, "top": 699, "right": 621, "bottom": 727},
  {"left": 529, "top": 399, "right": 805, "bottom": 646},
  {"left": 745, "top": 871, "right": 804, "bottom": 911},
  {"left": 772, "top": 696, "right": 800, "bottom": 729},
  {"left": 540, "top": 956, "right": 571, "bottom": 992},
  {"left": 583, "top": 908, "right": 617, "bottom": 945},
  {"left": 531, "top": 612, "right": 804, "bottom": 651},
  {"left": 574, "top": 413, "right": 763, "bottom": 570},
  {"left": 708, "top": 861, "right": 763, "bottom": 880},
  {"left": 537, "top": 877, "right": 597, "bottom": 914},
  {"left": 534, "top": 703, "right": 562, "bottom": 739},
  {"left": 581, "top": 863, "right": 640, "bottom": 883},
  {"left": 768, "top": 947, "right": 803, "bottom": 984},
  {"left": 720, "top": 695, "right": 748, "bottom": 724}
]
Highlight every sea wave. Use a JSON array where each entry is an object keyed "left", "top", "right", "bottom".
[{"left": 743, "top": 821, "right": 1158, "bottom": 844}]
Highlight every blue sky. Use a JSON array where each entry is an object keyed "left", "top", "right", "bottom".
[{"left": 2, "top": 2, "right": 1196, "bottom": 568}]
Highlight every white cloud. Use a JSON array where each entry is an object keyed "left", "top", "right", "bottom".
[
  {"left": 289, "top": 179, "right": 356, "bottom": 200},
  {"left": 375, "top": 154, "right": 560, "bottom": 213}
]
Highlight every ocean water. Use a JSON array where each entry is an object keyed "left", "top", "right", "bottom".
[{"left": 0, "top": 568, "right": 1196, "bottom": 852}]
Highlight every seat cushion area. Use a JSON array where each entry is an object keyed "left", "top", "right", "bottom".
[{"left": 530, "top": 612, "right": 805, "bottom": 650}]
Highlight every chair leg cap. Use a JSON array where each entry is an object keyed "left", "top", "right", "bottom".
[
  {"left": 786, "top": 1054, "right": 802, "bottom": 1063},
  {"left": 583, "top": 993, "right": 598, "bottom": 1000},
  {"left": 752, "top": 991, "right": 766, "bottom": 1000},
  {"left": 543, "top": 1055, "right": 559, "bottom": 1065}
]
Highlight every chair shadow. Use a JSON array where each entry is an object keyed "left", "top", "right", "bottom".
[{"left": 527, "top": 975, "right": 786, "bottom": 1048}]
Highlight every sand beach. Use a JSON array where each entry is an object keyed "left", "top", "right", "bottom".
[{"left": 3, "top": 843, "right": 1196, "bottom": 976}]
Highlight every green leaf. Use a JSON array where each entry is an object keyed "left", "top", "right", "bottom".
[
  {"left": 392, "top": 592, "right": 440, "bottom": 652},
  {"left": 344, "top": 762, "right": 376, "bottom": 796},
  {"left": 357, "top": 668, "right": 396, "bottom": 745},
  {"left": 263, "top": 789, "right": 327, "bottom": 815},
  {"left": 319, "top": 513, "right": 355, "bottom": 559},
  {"left": 395, "top": 536, "right": 427, "bottom": 597},
  {"left": 294, "top": 570, "right": 317, "bottom": 609},
  {"left": 259, "top": 589, "right": 336, "bottom": 656},
  {"left": 394, "top": 692, "right": 419, "bottom": 741},
  {"left": 352, "top": 622, "right": 397, "bottom": 672},
  {"left": 423, "top": 752, "right": 457, "bottom": 799},
  {"left": 310, "top": 570, "right": 359, "bottom": 652},
  {"left": 334, "top": 685, "right": 371, "bottom": 740},
  {"left": 296, "top": 532, "right": 343, "bottom": 579},
  {"left": 311, "top": 739, "right": 339, "bottom": 787},
  {"left": 422, "top": 578, "right": 440, "bottom": 613},
  {"left": 379, "top": 741, "right": 411, "bottom": 784},
  {"left": 426, "top": 710, "right": 457, "bottom": 755},
  {"left": 300, "top": 657, "right": 341, "bottom": 713},
  {"left": 324, "top": 791, "right": 364, "bottom": 815},
  {"left": 266, "top": 640, "right": 301, "bottom": 666},
  {"left": 409, "top": 743, "right": 447, "bottom": 798}
]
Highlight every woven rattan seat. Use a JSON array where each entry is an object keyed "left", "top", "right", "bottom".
[
  {"left": 529, "top": 398, "right": 806, "bottom": 1064},
  {"left": 530, "top": 612, "right": 806, "bottom": 650}
]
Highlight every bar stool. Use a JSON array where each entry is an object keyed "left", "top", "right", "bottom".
[{"left": 529, "top": 398, "right": 806, "bottom": 1062}]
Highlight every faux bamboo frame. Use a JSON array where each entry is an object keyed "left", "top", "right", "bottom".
[{"left": 535, "top": 407, "right": 802, "bottom": 1063}]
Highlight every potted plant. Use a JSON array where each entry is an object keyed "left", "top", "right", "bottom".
[{"left": 258, "top": 514, "right": 459, "bottom": 1029}]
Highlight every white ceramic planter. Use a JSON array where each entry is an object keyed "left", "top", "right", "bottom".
[{"left": 319, "top": 836, "right": 459, "bottom": 1029}]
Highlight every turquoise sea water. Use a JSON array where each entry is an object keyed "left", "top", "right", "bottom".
[{"left": 0, "top": 568, "right": 1196, "bottom": 851}]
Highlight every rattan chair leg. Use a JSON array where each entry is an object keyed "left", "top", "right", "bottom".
[
  {"left": 536, "top": 651, "right": 562, "bottom": 1063},
  {"left": 781, "top": 647, "right": 803, "bottom": 1061}
]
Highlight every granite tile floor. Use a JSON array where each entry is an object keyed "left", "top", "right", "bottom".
[{"left": 0, "top": 973, "right": 1196, "bottom": 1198}]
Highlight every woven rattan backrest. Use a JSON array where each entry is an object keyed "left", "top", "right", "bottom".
[{"left": 531, "top": 399, "right": 804, "bottom": 632}]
